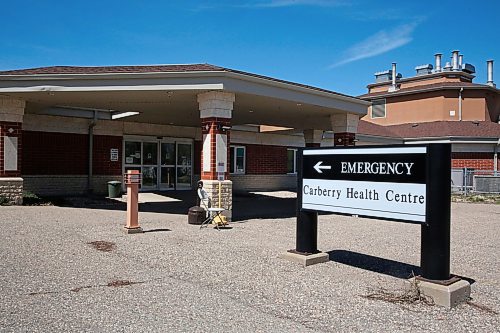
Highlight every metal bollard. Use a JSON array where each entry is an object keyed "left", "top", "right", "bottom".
[{"left": 123, "top": 170, "right": 143, "bottom": 234}]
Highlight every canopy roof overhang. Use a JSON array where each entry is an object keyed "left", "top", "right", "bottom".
[{"left": 0, "top": 65, "right": 368, "bottom": 130}]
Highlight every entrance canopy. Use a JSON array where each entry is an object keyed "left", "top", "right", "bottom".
[{"left": 0, "top": 64, "right": 367, "bottom": 130}]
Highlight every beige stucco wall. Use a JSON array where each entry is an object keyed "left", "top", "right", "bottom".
[
  {"left": 364, "top": 92, "right": 445, "bottom": 125},
  {"left": 443, "top": 90, "right": 487, "bottom": 121},
  {"left": 364, "top": 90, "right": 494, "bottom": 125},
  {"left": 23, "top": 175, "right": 122, "bottom": 196},
  {"left": 231, "top": 174, "right": 296, "bottom": 192},
  {"left": 486, "top": 92, "right": 500, "bottom": 122}
]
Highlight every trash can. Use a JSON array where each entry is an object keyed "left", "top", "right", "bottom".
[
  {"left": 107, "top": 181, "right": 122, "bottom": 198},
  {"left": 188, "top": 206, "right": 206, "bottom": 225}
]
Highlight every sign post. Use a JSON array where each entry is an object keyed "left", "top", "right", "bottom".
[
  {"left": 296, "top": 150, "right": 319, "bottom": 254},
  {"left": 283, "top": 143, "right": 470, "bottom": 307},
  {"left": 421, "top": 144, "right": 451, "bottom": 280}
]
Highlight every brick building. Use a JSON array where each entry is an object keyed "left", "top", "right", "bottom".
[
  {"left": 0, "top": 64, "right": 367, "bottom": 214},
  {"left": 356, "top": 51, "right": 500, "bottom": 172}
]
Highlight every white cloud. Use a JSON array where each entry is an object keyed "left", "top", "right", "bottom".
[
  {"left": 241, "top": 0, "right": 346, "bottom": 8},
  {"left": 329, "top": 22, "right": 419, "bottom": 68}
]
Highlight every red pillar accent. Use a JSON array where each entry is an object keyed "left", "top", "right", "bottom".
[
  {"left": 0, "top": 122, "right": 22, "bottom": 177},
  {"left": 201, "top": 117, "right": 231, "bottom": 180},
  {"left": 334, "top": 132, "right": 356, "bottom": 146}
]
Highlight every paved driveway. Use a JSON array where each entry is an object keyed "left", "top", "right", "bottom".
[{"left": 0, "top": 201, "right": 498, "bottom": 332}]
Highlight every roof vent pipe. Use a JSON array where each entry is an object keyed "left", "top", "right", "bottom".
[
  {"left": 388, "top": 62, "right": 398, "bottom": 92},
  {"left": 487, "top": 60, "right": 495, "bottom": 87},
  {"left": 459, "top": 54, "right": 464, "bottom": 69},
  {"left": 434, "top": 53, "right": 442, "bottom": 72},
  {"left": 452, "top": 50, "right": 460, "bottom": 71}
]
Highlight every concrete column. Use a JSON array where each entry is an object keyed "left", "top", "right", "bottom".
[
  {"left": 197, "top": 91, "right": 235, "bottom": 221},
  {"left": 330, "top": 113, "right": 359, "bottom": 146},
  {"left": 0, "top": 97, "right": 25, "bottom": 204},
  {"left": 303, "top": 129, "right": 323, "bottom": 147}
]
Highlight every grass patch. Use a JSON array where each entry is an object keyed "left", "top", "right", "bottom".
[
  {"left": 452, "top": 194, "right": 500, "bottom": 204},
  {"left": 361, "top": 279, "right": 434, "bottom": 306},
  {"left": 0, "top": 196, "right": 10, "bottom": 206},
  {"left": 22, "top": 191, "right": 72, "bottom": 206}
]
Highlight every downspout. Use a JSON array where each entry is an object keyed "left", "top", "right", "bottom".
[
  {"left": 494, "top": 138, "right": 500, "bottom": 174},
  {"left": 458, "top": 87, "right": 464, "bottom": 121},
  {"left": 88, "top": 110, "right": 98, "bottom": 194}
]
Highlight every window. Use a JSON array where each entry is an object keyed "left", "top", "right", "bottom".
[
  {"left": 230, "top": 146, "right": 245, "bottom": 174},
  {"left": 371, "top": 99, "right": 386, "bottom": 118},
  {"left": 287, "top": 149, "right": 297, "bottom": 174}
]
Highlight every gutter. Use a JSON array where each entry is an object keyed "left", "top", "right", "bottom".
[
  {"left": 405, "top": 138, "right": 499, "bottom": 144},
  {"left": 359, "top": 84, "right": 499, "bottom": 100},
  {"left": 0, "top": 69, "right": 369, "bottom": 107}
]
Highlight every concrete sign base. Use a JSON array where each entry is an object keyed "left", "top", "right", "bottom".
[
  {"left": 280, "top": 251, "right": 329, "bottom": 267},
  {"left": 411, "top": 277, "right": 471, "bottom": 308}
]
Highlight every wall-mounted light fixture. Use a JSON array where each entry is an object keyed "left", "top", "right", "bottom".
[
  {"left": 111, "top": 111, "right": 140, "bottom": 120},
  {"left": 217, "top": 124, "right": 232, "bottom": 132}
]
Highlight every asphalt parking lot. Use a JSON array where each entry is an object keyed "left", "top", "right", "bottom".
[{"left": 0, "top": 196, "right": 498, "bottom": 332}]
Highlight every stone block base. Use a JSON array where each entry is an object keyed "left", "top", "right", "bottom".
[
  {"left": 280, "top": 250, "right": 330, "bottom": 267},
  {"left": 0, "top": 177, "right": 23, "bottom": 205},
  {"left": 123, "top": 227, "right": 143, "bottom": 234},
  {"left": 200, "top": 180, "right": 232, "bottom": 222},
  {"left": 412, "top": 277, "right": 471, "bottom": 308}
]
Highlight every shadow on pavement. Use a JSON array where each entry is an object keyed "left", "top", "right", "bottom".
[
  {"left": 328, "top": 250, "right": 421, "bottom": 279},
  {"left": 46, "top": 191, "right": 297, "bottom": 221},
  {"left": 142, "top": 228, "right": 172, "bottom": 233}
]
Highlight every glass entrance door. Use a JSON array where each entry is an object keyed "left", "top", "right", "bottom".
[
  {"left": 141, "top": 142, "right": 158, "bottom": 190},
  {"left": 160, "top": 142, "right": 175, "bottom": 189},
  {"left": 176, "top": 143, "right": 192, "bottom": 189},
  {"left": 124, "top": 138, "right": 192, "bottom": 191}
]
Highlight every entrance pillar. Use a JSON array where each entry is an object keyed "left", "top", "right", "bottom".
[
  {"left": 303, "top": 129, "right": 323, "bottom": 148},
  {"left": 197, "top": 92, "right": 235, "bottom": 221},
  {"left": 0, "top": 97, "right": 25, "bottom": 205},
  {"left": 330, "top": 113, "right": 359, "bottom": 146}
]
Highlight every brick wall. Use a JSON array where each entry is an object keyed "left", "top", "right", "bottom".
[
  {"left": 0, "top": 122, "right": 22, "bottom": 177},
  {"left": 245, "top": 144, "right": 288, "bottom": 174},
  {"left": 22, "top": 131, "right": 122, "bottom": 175},
  {"left": 451, "top": 152, "right": 495, "bottom": 170},
  {"left": 93, "top": 135, "right": 122, "bottom": 175}
]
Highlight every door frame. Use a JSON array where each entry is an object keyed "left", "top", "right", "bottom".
[{"left": 123, "top": 135, "right": 194, "bottom": 191}]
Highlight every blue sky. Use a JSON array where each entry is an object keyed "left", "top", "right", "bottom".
[{"left": 1, "top": 0, "right": 498, "bottom": 96}]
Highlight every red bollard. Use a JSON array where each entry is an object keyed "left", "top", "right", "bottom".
[{"left": 124, "top": 170, "right": 143, "bottom": 234}]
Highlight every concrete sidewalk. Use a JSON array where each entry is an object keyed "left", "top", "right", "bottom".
[{"left": 0, "top": 202, "right": 498, "bottom": 332}]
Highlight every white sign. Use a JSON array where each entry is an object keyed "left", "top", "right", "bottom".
[
  {"left": 203, "top": 134, "right": 211, "bottom": 172},
  {"left": 302, "top": 179, "right": 425, "bottom": 222},
  {"left": 216, "top": 134, "right": 227, "bottom": 173},
  {"left": 110, "top": 148, "right": 119, "bottom": 162},
  {"left": 301, "top": 146, "right": 427, "bottom": 223},
  {"left": 3, "top": 136, "right": 18, "bottom": 171}
]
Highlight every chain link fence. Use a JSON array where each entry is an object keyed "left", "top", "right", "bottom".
[{"left": 451, "top": 168, "right": 500, "bottom": 194}]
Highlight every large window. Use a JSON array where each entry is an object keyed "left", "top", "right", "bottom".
[
  {"left": 371, "top": 99, "right": 386, "bottom": 118},
  {"left": 230, "top": 146, "right": 246, "bottom": 174},
  {"left": 287, "top": 149, "right": 297, "bottom": 174}
]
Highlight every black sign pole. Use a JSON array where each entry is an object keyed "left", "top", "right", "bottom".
[
  {"left": 296, "top": 149, "right": 319, "bottom": 254},
  {"left": 420, "top": 143, "right": 451, "bottom": 280}
]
